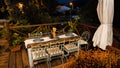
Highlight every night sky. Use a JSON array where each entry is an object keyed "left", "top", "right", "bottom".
[{"left": 56, "top": 0, "right": 88, "bottom": 6}]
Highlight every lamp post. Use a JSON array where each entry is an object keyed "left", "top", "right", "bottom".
[{"left": 69, "top": 2, "right": 73, "bottom": 21}]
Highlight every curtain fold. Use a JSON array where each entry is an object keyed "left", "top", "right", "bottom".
[{"left": 92, "top": 0, "right": 114, "bottom": 50}]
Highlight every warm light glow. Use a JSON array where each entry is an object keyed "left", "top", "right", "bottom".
[
  {"left": 17, "top": 2, "right": 24, "bottom": 14},
  {"left": 18, "top": 2, "right": 23, "bottom": 9},
  {"left": 69, "top": 2, "right": 73, "bottom": 6}
]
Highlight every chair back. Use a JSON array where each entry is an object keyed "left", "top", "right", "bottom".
[{"left": 81, "top": 31, "right": 90, "bottom": 41}]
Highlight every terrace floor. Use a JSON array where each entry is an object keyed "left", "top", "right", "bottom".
[
  {"left": 0, "top": 47, "right": 68, "bottom": 68},
  {"left": 0, "top": 48, "right": 29, "bottom": 68}
]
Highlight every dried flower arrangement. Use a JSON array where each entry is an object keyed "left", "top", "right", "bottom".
[{"left": 64, "top": 48, "right": 120, "bottom": 68}]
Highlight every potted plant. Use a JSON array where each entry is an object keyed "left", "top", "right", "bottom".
[
  {"left": 67, "top": 17, "right": 80, "bottom": 36},
  {"left": 11, "top": 33, "right": 24, "bottom": 52}
]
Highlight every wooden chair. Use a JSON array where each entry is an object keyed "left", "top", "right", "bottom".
[
  {"left": 78, "top": 31, "right": 90, "bottom": 51},
  {"left": 46, "top": 41, "right": 64, "bottom": 67},
  {"left": 63, "top": 38, "right": 78, "bottom": 60},
  {"left": 31, "top": 46, "right": 50, "bottom": 68}
]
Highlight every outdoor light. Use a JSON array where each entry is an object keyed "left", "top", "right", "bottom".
[
  {"left": 69, "top": 2, "right": 73, "bottom": 21},
  {"left": 17, "top": 2, "right": 24, "bottom": 14},
  {"left": 69, "top": 2, "right": 73, "bottom": 6},
  {"left": 69, "top": 2, "right": 73, "bottom": 10},
  {"left": 18, "top": 2, "right": 23, "bottom": 10}
]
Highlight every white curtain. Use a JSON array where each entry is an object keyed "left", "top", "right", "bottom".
[{"left": 92, "top": 0, "right": 114, "bottom": 50}]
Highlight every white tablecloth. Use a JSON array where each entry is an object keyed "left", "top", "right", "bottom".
[{"left": 24, "top": 33, "right": 78, "bottom": 48}]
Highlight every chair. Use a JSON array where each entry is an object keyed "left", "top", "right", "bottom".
[
  {"left": 63, "top": 38, "right": 78, "bottom": 60},
  {"left": 46, "top": 41, "right": 64, "bottom": 67},
  {"left": 57, "top": 39, "right": 65, "bottom": 50},
  {"left": 31, "top": 46, "right": 50, "bottom": 68},
  {"left": 78, "top": 31, "right": 90, "bottom": 51}
]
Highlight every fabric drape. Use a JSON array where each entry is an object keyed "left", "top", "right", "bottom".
[{"left": 92, "top": 0, "right": 114, "bottom": 50}]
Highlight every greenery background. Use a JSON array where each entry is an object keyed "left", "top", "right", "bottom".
[{"left": 0, "top": 0, "right": 119, "bottom": 27}]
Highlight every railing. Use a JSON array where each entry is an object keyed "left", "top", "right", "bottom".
[
  {"left": 0, "top": 19, "right": 10, "bottom": 41},
  {"left": 1, "top": 19, "right": 120, "bottom": 50},
  {"left": 0, "top": 20, "right": 69, "bottom": 46},
  {"left": 9, "top": 22, "right": 68, "bottom": 37},
  {"left": 0, "top": 20, "right": 91, "bottom": 47}
]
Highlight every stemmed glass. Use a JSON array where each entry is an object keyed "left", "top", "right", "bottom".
[
  {"left": 39, "top": 32, "right": 43, "bottom": 41},
  {"left": 28, "top": 33, "right": 31, "bottom": 38}
]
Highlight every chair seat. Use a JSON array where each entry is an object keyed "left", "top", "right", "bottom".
[
  {"left": 47, "top": 47, "right": 64, "bottom": 57},
  {"left": 32, "top": 50, "right": 48, "bottom": 61},
  {"left": 78, "top": 40, "right": 88, "bottom": 45},
  {"left": 64, "top": 44, "right": 78, "bottom": 52}
]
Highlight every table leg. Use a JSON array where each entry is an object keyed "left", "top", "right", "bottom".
[
  {"left": 27, "top": 48, "right": 34, "bottom": 68},
  {"left": 78, "top": 40, "right": 80, "bottom": 54}
]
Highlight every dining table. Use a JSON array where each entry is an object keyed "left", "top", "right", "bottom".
[{"left": 24, "top": 32, "right": 79, "bottom": 68}]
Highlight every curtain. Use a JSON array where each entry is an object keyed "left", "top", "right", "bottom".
[{"left": 92, "top": 0, "right": 114, "bottom": 50}]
